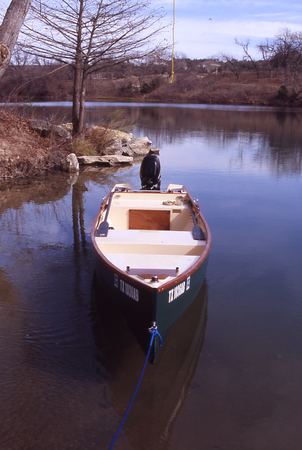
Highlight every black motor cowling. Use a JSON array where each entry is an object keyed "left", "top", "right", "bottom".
[{"left": 140, "top": 150, "right": 161, "bottom": 190}]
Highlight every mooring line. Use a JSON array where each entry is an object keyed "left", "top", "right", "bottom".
[{"left": 108, "top": 325, "right": 163, "bottom": 450}]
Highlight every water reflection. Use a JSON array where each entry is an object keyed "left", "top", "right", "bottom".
[
  {"left": 134, "top": 107, "right": 302, "bottom": 176},
  {"left": 0, "top": 168, "right": 209, "bottom": 449},
  {"left": 6, "top": 102, "right": 302, "bottom": 176},
  {"left": 1, "top": 102, "right": 302, "bottom": 449},
  {"left": 0, "top": 172, "right": 107, "bottom": 449},
  {"left": 0, "top": 174, "right": 72, "bottom": 214},
  {"left": 92, "top": 276, "right": 208, "bottom": 450}
]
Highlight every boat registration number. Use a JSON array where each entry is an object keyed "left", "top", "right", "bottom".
[
  {"left": 114, "top": 274, "right": 139, "bottom": 302},
  {"left": 168, "top": 276, "right": 191, "bottom": 303}
]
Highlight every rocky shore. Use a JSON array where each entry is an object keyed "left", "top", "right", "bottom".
[{"left": 0, "top": 110, "right": 157, "bottom": 181}]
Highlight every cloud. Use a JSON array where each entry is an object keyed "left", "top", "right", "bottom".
[
  {"left": 2, "top": 0, "right": 302, "bottom": 59},
  {"left": 165, "top": 17, "right": 302, "bottom": 58},
  {"left": 156, "top": 0, "right": 302, "bottom": 57}
]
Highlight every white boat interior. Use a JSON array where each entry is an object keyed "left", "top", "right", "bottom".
[{"left": 94, "top": 186, "right": 207, "bottom": 287}]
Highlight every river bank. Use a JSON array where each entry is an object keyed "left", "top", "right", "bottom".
[
  {"left": 0, "top": 109, "right": 154, "bottom": 181},
  {"left": 0, "top": 109, "right": 69, "bottom": 180},
  {"left": 2, "top": 93, "right": 301, "bottom": 181}
]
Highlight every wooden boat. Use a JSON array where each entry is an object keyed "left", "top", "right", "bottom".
[{"left": 91, "top": 183, "right": 211, "bottom": 359}]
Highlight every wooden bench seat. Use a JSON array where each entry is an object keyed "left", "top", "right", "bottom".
[
  {"left": 95, "top": 230, "right": 205, "bottom": 256},
  {"left": 96, "top": 229, "right": 205, "bottom": 246},
  {"left": 104, "top": 253, "right": 200, "bottom": 276}
]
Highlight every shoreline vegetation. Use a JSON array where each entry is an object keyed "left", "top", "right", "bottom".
[
  {"left": 1, "top": 7, "right": 302, "bottom": 182},
  {"left": 2, "top": 48, "right": 302, "bottom": 182},
  {"left": 0, "top": 108, "right": 156, "bottom": 181},
  {"left": 1, "top": 69, "right": 300, "bottom": 108},
  {"left": 2, "top": 54, "right": 302, "bottom": 108},
  {"left": 0, "top": 78, "right": 301, "bottom": 181}
]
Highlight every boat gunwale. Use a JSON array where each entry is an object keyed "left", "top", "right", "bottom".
[{"left": 91, "top": 189, "right": 212, "bottom": 293}]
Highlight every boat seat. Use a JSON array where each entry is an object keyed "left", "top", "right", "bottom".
[
  {"left": 104, "top": 253, "right": 200, "bottom": 276},
  {"left": 96, "top": 229, "right": 206, "bottom": 246},
  {"left": 95, "top": 230, "right": 206, "bottom": 256}
]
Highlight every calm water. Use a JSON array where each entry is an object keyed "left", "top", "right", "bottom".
[{"left": 1, "top": 103, "right": 302, "bottom": 450}]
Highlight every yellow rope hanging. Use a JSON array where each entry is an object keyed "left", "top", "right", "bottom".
[{"left": 170, "top": 0, "right": 175, "bottom": 83}]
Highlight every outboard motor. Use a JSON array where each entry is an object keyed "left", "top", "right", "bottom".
[{"left": 140, "top": 150, "right": 161, "bottom": 190}]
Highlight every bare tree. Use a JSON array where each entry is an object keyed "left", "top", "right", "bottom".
[
  {"left": 0, "top": 0, "right": 31, "bottom": 79},
  {"left": 21, "top": 0, "right": 166, "bottom": 135},
  {"left": 235, "top": 38, "right": 259, "bottom": 79},
  {"left": 258, "top": 38, "right": 273, "bottom": 78},
  {"left": 220, "top": 54, "right": 243, "bottom": 80},
  {"left": 258, "top": 29, "right": 302, "bottom": 98}
]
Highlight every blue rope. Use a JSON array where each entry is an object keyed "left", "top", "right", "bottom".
[{"left": 108, "top": 326, "right": 163, "bottom": 450}]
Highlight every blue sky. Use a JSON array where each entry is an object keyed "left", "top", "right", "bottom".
[
  {"left": 1, "top": 0, "right": 301, "bottom": 60},
  {"left": 158, "top": 0, "right": 302, "bottom": 58}
]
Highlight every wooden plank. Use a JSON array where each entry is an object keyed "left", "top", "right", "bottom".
[{"left": 129, "top": 209, "right": 170, "bottom": 230}]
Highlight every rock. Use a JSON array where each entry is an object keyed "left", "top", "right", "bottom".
[
  {"left": 66, "top": 153, "right": 79, "bottom": 172},
  {"left": 77, "top": 155, "right": 133, "bottom": 166},
  {"left": 104, "top": 141, "right": 124, "bottom": 155},
  {"left": 102, "top": 128, "right": 133, "bottom": 155},
  {"left": 87, "top": 126, "right": 152, "bottom": 157},
  {"left": 128, "top": 137, "right": 153, "bottom": 156},
  {"left": 124, "top": 146, "right": 159, "bottom": 157},
  {"left": 29, "top": 119, "right": 49, "bottom": 137},
  {"left": 110, "top": 129, "right": 133, "bottom": 143},
  {"left": 29, "top": 120, "right": 72, "bottom": 140},
  {"left": 51, "top": 125, "right": 72, "bottom": 140}
]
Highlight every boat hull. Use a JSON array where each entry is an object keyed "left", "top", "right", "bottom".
[
  {"left": 93, "top": 253, "right": 209, "bottom": 359},
  {"left": 92, "top": 184, "right": 211, "bottom": 361}
]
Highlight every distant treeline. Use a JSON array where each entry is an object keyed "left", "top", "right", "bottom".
[
  {"left": 2, "top": 28, "right": 302, "bottom": 107},
  {"left": 0, "top": 58, "right": 220, "bottom": 102}
]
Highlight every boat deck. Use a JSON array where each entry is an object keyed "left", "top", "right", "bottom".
[
  {"left": 94, "top": 189, "right": 207, "bottom": 287},
  {"left": 96, "top": 233, "right": 205, "bottom": 286},
  {"left": 107, "top": 191, "right": 193, "bottom": 231}
]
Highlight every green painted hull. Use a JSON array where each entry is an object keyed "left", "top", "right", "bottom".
[
  {"left": 155, "top": 259, "right": 209, "bottom": 336},
  {"left": 94, "top": 255, "right": 209, "bottom": 360}
]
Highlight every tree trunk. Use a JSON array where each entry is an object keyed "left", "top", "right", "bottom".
[
  {"left": 78, "top": 72, "right": 87, "bottom": 134},
  {"left": 72, "top": 63, "right": 86, "bottom": 135},
  {"left": 71, "top": 0, "right": 84, "bottom": 136},
  {"left": 72, "top": 63, "right": 83, "bottom": 135},
  {"left": 0, "top": 0, "right": 31, "bottom": 79}
]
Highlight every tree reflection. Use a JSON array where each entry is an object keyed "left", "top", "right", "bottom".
[
  {"left": 134, "top": 106, "right": 302, "bottom": 176},
  {"left": 72, "top": 178, "right": 87, "bottom": 256},
  {"left": 0, "top": 174, "right": 72, "bottom": 214},
  {"left": 8, "top": 103, "right": 302, "bottom": 176}
]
